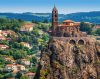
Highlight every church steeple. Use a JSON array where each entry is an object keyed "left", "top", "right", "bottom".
[
  {"left": 52, "top": 5, "right": 58, "bottom": 35},
  {"left": 53, "top": 5, "right": 57, "bottom": 11}
]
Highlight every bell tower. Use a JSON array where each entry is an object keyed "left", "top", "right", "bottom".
[{"left": 52, "top": 5, "right": 58, "bottom": 34}]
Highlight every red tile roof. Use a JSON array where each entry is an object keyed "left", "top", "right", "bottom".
[
  {"left": 58, "top": 23, "right": 80, "bottom": 27},
  {"left": 26, "top": 72, "right": 35, "bottom": 76},
  {"left": 94, "top": 25, "right": 100, "bottom": 29},
  {"left": 63, "top": 20, "right": 74, "bottom": 23}
]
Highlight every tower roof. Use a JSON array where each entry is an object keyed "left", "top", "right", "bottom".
[
  {"left": 52, "top": 5, "right": 58, "bottom": 11},
  {"left": 63, "top": 20, "right": 74, "bottom": 23}
]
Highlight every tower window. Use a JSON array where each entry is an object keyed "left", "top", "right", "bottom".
[{"left": 55, "top": 14, "right": 57, "bottom": 17}]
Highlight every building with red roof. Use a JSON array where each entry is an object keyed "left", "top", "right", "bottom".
[
  {"left": 25, "top": 72, "right": 35, "bottom": 79},
  {"left": 51, "top": 6, "right": 87, "bottom": 37}
]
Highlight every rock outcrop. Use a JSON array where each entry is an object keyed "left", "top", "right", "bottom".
[{"left": 34, "top": 37, "right": 100, "bottom": 79}]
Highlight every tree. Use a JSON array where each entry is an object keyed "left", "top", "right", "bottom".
[
  {"left": 5, "top": 73, "right": 15, "bottom": 78},
  {"left": 80, "top": 22, "right": 92, "bottom": 34},
  {"left": 95, "top": 28, "right": 100, "bottom": 35},
  {"left": 43, "top": 19, "right": 48, "bottom": 23},
  {"left": 42, "top": 33, "right": 49, "bottom": 42},
  {"left": 0, "top": 74, "right": 4, "bottom": 79},
  {"left": 30, "top": 56, "right": 37, "bottom": 64},
  {"left": 13, "top": 50, "right": 27, "bottom": 59},
  {"left": 15, "top": 72, "right": 22, "bottom": 79},
  {"left": 20, "top": 75, "right": 29, "bottom": 79},
  {"left": 0, "top": 18, "right": 24, "bottom": 31},
  {"left": 29, "top": 66, "right": 37, "bottom": 72}
]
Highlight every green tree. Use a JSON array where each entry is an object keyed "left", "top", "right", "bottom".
[
  {"left": 29, "top": 66, "right": 37, "bottom": 72},
  {"left": 0, "top": 74, "right": 4, "bottom": 79},
  {"left": 42, "top": 33, "right": 49, "bottom": 42},
  {"left": 5, "top": 73, "right": 15, "bottom": 78},
  {"left": 95, "top": 28, "right": 100, "bottom": 35},
  {"left": 30, "top": 56, "right": 37, "bottom": 64},
  {"left": 32, "top": 19, "right": 38, "bottom": 23},
  {"left": 16, "top": 72, "right": 22, "bottom": 79},
  {"left": 43, "top": 19, "right": 48, "bottom": 23},
  {"left": 80, "top": 22, "right": 92, "bottom": 34},
  {"left": 0, "top": 18, "right": 24, "bottom": 31},
  {"left": 20, "top": 75, "right": 29, "bottom": 79},
  {"left": 13, "top": 50, "right": 27, "bottom": 59}
]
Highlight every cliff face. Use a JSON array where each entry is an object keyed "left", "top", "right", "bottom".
[{"left": 34, "top": 38, "right": 100, "bottom": 79}]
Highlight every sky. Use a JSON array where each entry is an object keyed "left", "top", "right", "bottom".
[{"left": 0, "top": 0, "right": 100, "bottom": 14}]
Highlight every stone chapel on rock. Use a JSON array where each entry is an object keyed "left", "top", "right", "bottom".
[{"left": 52, "top": 6, "right": 87, "bottom": 37}]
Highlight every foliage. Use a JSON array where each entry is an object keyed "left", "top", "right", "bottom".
[
  {"left": 0, "top": 18, "right": 51, "bottom": 78},
  {"left": 43, "top": 19, "right": 48, "bottom": 23},
  {"left": 0, "top": 18, "right": 24, "bottom": 32},
  {"left": 71, "top": 67, "right": 79, "bottom": 75},
  {"left": 4, "top": 73, "right": 15, "bottom": 78},
  {"left": 29, "top": 66, "right": 37, "bottom": 72},
  {"left": 30, "top": 56, "right": 37, "bottom": 64},
  {"left": 0, "top": 74, "right": 4, "bottom": 79},
  {"left": 44, "top": 69, "right": 49, "bottom": 76},
  {"left": 15, "top": 72, "right": 22, "bottom": 79},
  {"left": 20, "top": 75, "right": 29, "bottom": 79},
  {"left": 12, "top": 50, "right": 27, "bottom": 59},
  {"left": 80, "top": 22, "right": 92, "bottom": 34},
  {"left": 95, "top": 28, "right": 100, "bottom": 35}
]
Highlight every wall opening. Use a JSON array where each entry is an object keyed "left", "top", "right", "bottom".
[
  {"left": 78, "top": 40, "right": 84, "bottom": 45},
  {"left": 64, "top": 32, "right": 70, "bottom": 37},
  {"left": 69, "top": 40, "right": 76, "bottom": 45}
]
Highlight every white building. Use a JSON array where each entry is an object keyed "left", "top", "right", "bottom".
[
  {"left": 20, "top": 23, "right": 35, "bottom": 32},
  {"left": 5, "top": 64, "right": 26, "bottom": 72},
  {"left": 21, "top": 42, "right": 32, "bottom": 49},
  {"left": 0, "top": 44, "right": 9, "bottom": 50},
  {"left": 21, "top": 59, "right": 31, "bottom": 66}
]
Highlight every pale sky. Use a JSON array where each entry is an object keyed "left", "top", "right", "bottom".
[{"left": 0, "top": 0, "right": 100, "bottom": 14}]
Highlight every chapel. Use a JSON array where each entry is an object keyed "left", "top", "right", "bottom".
[{"left": 52, "top": 6, "right": 86, "bottom": 37}]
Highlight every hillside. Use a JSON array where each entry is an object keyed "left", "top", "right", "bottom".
[
  {"left": 0, "top": 18, "right": 51, "bottom": 79},
  {"left": 0, "top": 11, "right": 100, "bottom": 24}
]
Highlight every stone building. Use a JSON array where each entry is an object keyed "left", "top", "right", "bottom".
[{"left": 52, "top": 6, "right": 87, "bottom": 37}]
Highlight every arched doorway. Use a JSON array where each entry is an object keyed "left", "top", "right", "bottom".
[
  {"left": 78, "top": 40, "right": 84, "bottom": 45},
  {"left": 64, "top": 32, "right": 70, "bottom": 37},
  {"left": 69, "top": 40, "right": 76, "bottom": 45}
]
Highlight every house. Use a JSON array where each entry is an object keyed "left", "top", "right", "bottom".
[
  {"left": 5, "top": 64, "right": 26, "bottom": 72},
  {"left": 0, "top": 36, "right": 11, "bottom": 41},
  {"left": 0, "top": 36, "right": 6, "bottom": 40},
  {"left": 0, "top": 30, "right": 13, "bottom": 41},
  {"left": 93, "top": 25, "right": 100, "bottom": 30},
  {"left": 21, "top": 59, "right": 31, "bottom": 66},
  {"left": 20, "top": 42, "right": 32, "bottom": 49},
  {"left": 0, "top": 44, "right": 9, "bottom": 50},
  {"left": 20, "top": 23, "right": 35, "bottom": 32},
  {"left": 5, "top": 57, "right": 15, "bottom": 63},
  {"left": 1, "top": 30, "right": 10, "bottom": 37},
  {"left": 5, "top": 64, "right": 18, "bottom": 72},
  {"left": 25, "top": 72, "right": 35, "bottom": 79},
  {"left": 17, "top": 64, "right": 26, "bottom": 71},
  {"left": 0, "top": 30, "right": 12, "bottom": 37}
]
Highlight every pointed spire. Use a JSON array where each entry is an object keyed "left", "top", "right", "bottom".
[
  {"left": 53, "top": 4, "right": 58, "bottom": 11},
  {"left": 54, "top": 4, "right": 56, "bottom": 8}
]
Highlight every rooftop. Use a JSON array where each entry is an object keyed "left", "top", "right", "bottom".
[{"left": 63, "top": 20, "right": 74, "bottom": 23}]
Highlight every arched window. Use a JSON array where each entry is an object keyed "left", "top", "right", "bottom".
[
  {"left": 78, "top": 40, "right": 84, "bottom": 45},
  {"left": 55, "top": 14, "right": 57, "bottom": 17},
  {"left": 69, "top": 40, "right": 76, "bottom": 45}
]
